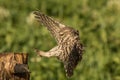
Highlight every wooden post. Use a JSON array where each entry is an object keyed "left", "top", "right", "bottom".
[{"left": 0, "top": 53, "right": 30, "bottom": 80}]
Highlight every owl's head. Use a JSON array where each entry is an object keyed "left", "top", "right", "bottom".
[
  {"left": 69, "top": 27, "right": 80, "bottom": 40},
  {"left": 60, "top": 27, "right": 80, "bottom": 40}
]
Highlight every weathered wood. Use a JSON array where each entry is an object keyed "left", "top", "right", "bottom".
[{"left": 0, "top": 53, "right": 30, "bottom": 80}]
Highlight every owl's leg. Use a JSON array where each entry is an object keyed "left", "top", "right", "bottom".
[
  {"left": 35, "top": 46, "right": 61, "bottom": 58},
  {"left": 35, "top": 50, "right": 53, "bottom": 57}
]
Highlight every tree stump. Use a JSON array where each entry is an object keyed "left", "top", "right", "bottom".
[{"left": 0, "top": 53, "right": 30, "bottom": 80}]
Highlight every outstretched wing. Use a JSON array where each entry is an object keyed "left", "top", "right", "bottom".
[{"left": 33, "top": 11, "right": 66, "bottom": 43}]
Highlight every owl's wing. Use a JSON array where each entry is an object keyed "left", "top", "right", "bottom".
[{"left": 33, "top": 11, "right": 66, "bottom": 43}]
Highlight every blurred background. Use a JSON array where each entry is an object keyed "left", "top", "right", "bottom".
[{"left": 0, "top": 0, "right": 120, "bottom": 80}]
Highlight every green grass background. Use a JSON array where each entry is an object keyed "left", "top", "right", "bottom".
[{"left": 0, "top": 0, "right": 120, "bottom": 80}]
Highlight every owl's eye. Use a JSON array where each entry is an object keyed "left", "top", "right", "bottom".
[
  {"left": 76, "top": 30, "right": 79, "bottom": 33},
  {"left": 75, "top": 30, "right": 79, "bottom": 35}
]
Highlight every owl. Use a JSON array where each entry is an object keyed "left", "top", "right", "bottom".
[{"left": 33, "top": 11, "right": 84, "bottom": 77}]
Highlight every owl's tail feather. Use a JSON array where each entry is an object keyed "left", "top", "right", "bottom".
[{"left": 64, "top": 62, "right": 74, "bottom": 77}]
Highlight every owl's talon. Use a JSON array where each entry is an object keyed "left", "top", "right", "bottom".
[{"left": 34, "top": 48, "right": 42, "bottom": 57}]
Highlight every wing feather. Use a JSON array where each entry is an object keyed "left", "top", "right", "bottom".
[{"left": 33, "top": 11, "right": 65, "bottom": 43}]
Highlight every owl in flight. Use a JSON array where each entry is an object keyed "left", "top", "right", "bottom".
[{"left": 33, "top": 11, "right": 84, "bottom": 77}]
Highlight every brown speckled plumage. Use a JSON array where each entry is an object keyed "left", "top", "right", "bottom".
[{"left": 33, "top": 11, "right": 84, "bottom": 77}]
